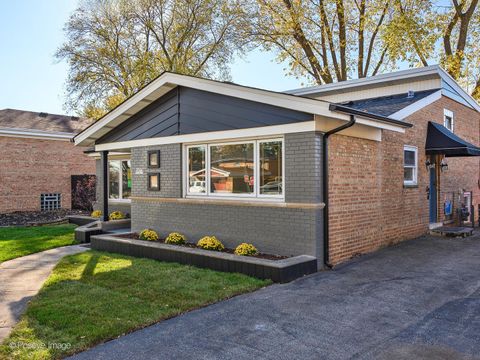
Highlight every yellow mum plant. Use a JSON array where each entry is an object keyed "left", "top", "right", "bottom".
[
  {"left": 165, "top": 232, "right": 186, "bottom": 245},
  {"left": 234, "top": 243, "right": 259, "bottom": 256},
  {"left": 91, "top": 210, "right": 102, "bottom": 218},
  {"left": 109, "top": 211, "right": 126, "bottom": 220},
  {"left": 197, "top": 236, "right": 224, "bottom": 251},
  {"left": 139, "top": 229, "right": 159, "bottom": 241}
]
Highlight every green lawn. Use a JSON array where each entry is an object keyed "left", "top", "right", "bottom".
[
  {"left": 0, "top": 250, "right": 270, "bottom": 359},
  {"left": 0, "top": 224, "right": 77, "bottom": 263}
]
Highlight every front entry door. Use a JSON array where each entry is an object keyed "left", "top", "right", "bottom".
[{"left": 429, "top": 166, "right": 437, "bottom": 223}]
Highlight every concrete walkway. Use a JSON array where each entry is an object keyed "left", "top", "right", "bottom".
[
  {"left": 70, "top": 234, "right": 480, "bottom": 360},
  {"left": 0, "top": 245, "right": 89, "bottom": 341}
]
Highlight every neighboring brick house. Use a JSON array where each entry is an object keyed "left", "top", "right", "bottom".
[
  {"left": 74, "top": 66, "right": 480, "bottom": 269},
  {"left": 0, "top": 109, "right": 95, "bottom": 213}
]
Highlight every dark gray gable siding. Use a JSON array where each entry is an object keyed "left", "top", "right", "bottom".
[{"left": 97, "top": 86, "right": 312, "bottom": 144}]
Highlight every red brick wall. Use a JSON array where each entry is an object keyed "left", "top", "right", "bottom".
[
  {"left": 0, "top": 136, "right": 96, "bottom": 213},
  {"left": 329, "top": 96, "right": 480, "bottom": 264}
]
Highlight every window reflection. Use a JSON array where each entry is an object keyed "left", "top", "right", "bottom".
[
  {"left": 109, "top": 160, "right": 131, "bottom": 199},
  {"left": 188, "top": 146, "right": 206, "bottom": 193},
  {"left": 259, "top": 141, "right": 282, "bottom": 195},
  {"left": 210, "top": 143, "right": 254, "bottom": 194}
]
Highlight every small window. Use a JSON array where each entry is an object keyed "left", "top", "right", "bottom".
[
  {"left": 40, "top": 193, "right": 61, "bottom": 211},
  {"left": 404, "top": 145, "right": 418, "bottom": 185},
  {"left": 109, "top": 160, "right": 131, "bottom": 200},
  {"left": 444, "top": 109, "right": 454, "bottom": 132},
  {"left": 148, "top": 173, "right": 160, "bottom": 191},
  {"left": 148, "top": 150, "right": 160, "bottom": 168}
]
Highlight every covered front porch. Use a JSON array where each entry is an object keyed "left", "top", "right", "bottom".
[{"left": 425, "top": 121, "right": 480, "bottom": 228}]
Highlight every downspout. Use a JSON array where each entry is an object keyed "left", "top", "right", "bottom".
[{"left": 322, "top": 112, "right": 356, "bottom": 268}]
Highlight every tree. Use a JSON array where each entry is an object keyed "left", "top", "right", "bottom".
[
  {"left": 251, "top": 0, "right": 480, "bottom": 99},
  {"left": 390, "top": 0, "right": 480, "bottom": 99},
  {"left": 57, "top": 0, "right": 248, "bottom": 118},
  {"left": 250, "top": 0, "right": 429, "bottom": 84}
]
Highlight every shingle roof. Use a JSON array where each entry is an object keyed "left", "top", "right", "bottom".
[
  {"left": 0, "top": 109, "right": 93, "bottom": 134},
  {"left": 340, "top": 89, "right": 440, "bottom": 117}
]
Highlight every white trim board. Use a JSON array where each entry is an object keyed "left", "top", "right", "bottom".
[{"left": 94, "top": 118, "right": 395, "bottom": 152}]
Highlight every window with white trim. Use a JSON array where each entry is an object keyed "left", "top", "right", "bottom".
[
  {"left": 109, "top": 160, "right": 132, "bottom": 200},
  {"left": 185, "top": 139, "right": 283, "bottom": 198},
  {"left": 444, "top": 109, "right": 454, "bottom": 132},
  {"left": 403, "top": 145, "right": 418, "bottom": 185}
]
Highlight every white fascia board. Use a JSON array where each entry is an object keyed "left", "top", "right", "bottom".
[
  {"left": 389, "top": 90, "right": 442, "bottom": 120},
  {"left": 287, "top": 65, "right": 442, "bottom": 96},
  {"left": 0, "top": 128, "right": 74, "bottom": 141}
]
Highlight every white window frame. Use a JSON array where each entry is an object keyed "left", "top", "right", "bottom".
[
  {"left": 108, "top": 159, "right": 132, "bottom": 202},
  {"left": 444, "top": 109, "right": 454, "bottom": 132},
  {"left": 403, "top": 145, "right": 418, "bottom": 186},
  {"left": 184, "top": 137, "right": 285, "bottom": 201}
]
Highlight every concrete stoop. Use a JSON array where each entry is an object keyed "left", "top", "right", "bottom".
[
  {"left": 430, "top": 226, "right": 474, "bottom": 237},
  {"left": 74, "top": 219, "right": 131, "bottom": 243}
]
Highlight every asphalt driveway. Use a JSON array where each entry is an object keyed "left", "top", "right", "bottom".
[{"left": 70, "top": 233, "right": 480, "bottom": 360}]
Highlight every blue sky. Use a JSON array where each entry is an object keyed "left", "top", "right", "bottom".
[{"left": 0, "top": 1, "right": 306, "bottom": 116}]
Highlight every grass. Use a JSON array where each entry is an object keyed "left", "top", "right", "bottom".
[
  {"left": 0, "top": 224, "right": 77, "bottom": 263},
  {"left": 0, "top": 250, "right": 270, "bottom": 359}
]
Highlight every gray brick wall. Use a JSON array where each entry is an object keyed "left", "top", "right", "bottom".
[
  {"left": 131, "top": 144, "right": 182, "bottom": 198},
  {"left": 285, "top": 132, "right": 323, "bottom": 203},
  {"left": 132, "top": 201, "right": 322, "bottom": 260}
]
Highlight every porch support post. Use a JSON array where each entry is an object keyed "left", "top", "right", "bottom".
[{"left": 101, "top": 150, "right": 109, "bottom": 222}]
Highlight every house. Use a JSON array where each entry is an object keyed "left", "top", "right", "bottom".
[
  {"left": 74, "top": 65, "right": 480, "bottom": 268},
  {"left": 0, "top": 109, "right": 95, "bottom": 213}
]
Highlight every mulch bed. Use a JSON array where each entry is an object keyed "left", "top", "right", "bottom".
[
  {"left": 0, "top": 210, "right": 89, "bottom": 227},
  {"left": 117, "top": 233, "right": 288, "bottom": 260}
]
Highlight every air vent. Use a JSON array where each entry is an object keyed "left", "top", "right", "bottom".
[
  {"left": 407, "top": 90, "right": 415, "bottom": 99},
  {"left": 40, "top": 193, "right": 61, "bottom": 211},
  {"left": 39, "top": 112, "right": 48, "bottom": 118}
]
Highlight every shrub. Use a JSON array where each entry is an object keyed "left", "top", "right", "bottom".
[
  {"left": 234, "top": 243, "right": 259, "bottom": 256},
  {"left": 109, "top": 211, "right": 126, "bottom": 220},
  {"left": 91, "top": 210, "right": 102, "bottom": 218},
  {"left": 197, "top": 236, "right": 224, "bottom": 251},
  {"left": 139, "top": 229, "right": 159, "bottom": 241},
  {"left": 165, "top": 232, "right": 186, "bottom": 245},
  {"left": 72, "top": 175, "right": 97, "bottom": 211}
]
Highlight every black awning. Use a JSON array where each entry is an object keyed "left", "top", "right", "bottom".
[{"left": 425, "top": 121, "right": 480, "bottom": 157}]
